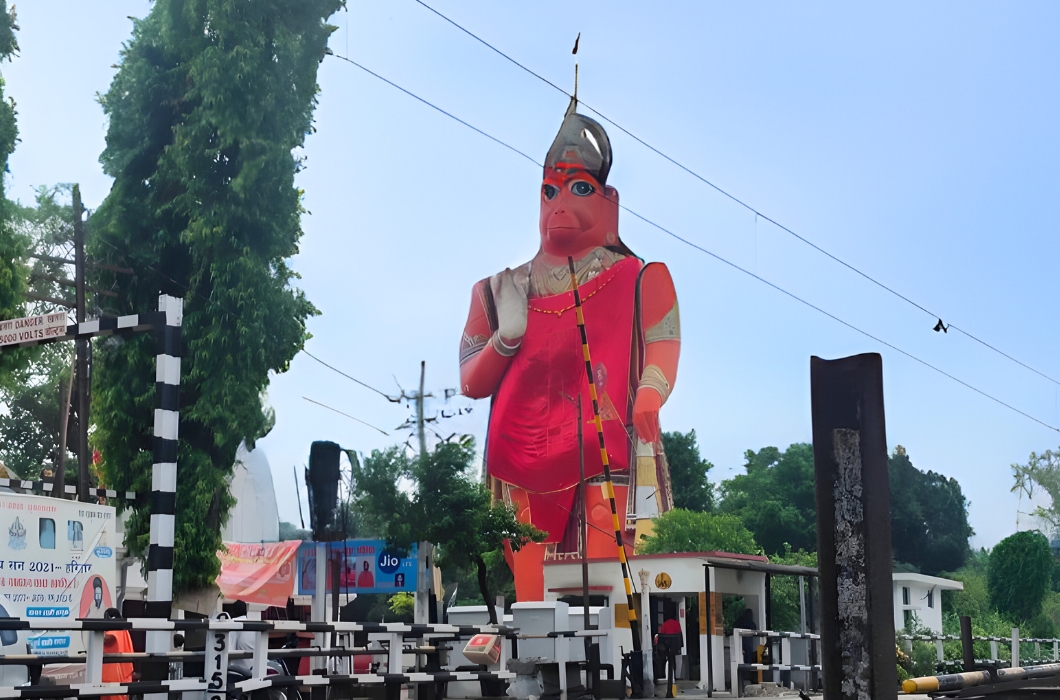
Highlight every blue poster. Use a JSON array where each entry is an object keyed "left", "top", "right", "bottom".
[{"left": 296, "top": 540, "right": 417, "bottom": 595}]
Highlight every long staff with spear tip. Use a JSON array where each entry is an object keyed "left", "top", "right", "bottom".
[{"left": 567, "top": 256, "right": 641, "bottom": 653}]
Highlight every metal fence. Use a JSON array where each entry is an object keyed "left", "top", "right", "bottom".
[
  {"left": 730, "top": 629, "right": 822, "bottom": 697},
  {"left": 0, "top": 615, "right": 515, "bottom": 699}
]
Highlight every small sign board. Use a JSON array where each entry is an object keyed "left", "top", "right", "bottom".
[
  {"left": 205, "top": 613, "right": 230, "bottom": 700},
  {"left": 654, "top": 572, "right": 672, "bottom": 590},
  {"left": 0, "top": 312, "right": 67, "bottom": 347}
]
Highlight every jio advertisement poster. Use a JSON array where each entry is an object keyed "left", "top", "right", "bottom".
[
  {"left": 0, "top": 492, "right": 117, "bottom": 655},
  {"left": 297, "top": 540, "right": 417, "bottom": 595}
]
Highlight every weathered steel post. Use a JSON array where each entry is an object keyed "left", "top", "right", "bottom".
[{"left": 810, "top": 353, "right": 897, "bottom": 700}]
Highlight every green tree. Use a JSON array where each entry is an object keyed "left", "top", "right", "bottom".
[
  {"left": 988, "top": 531, "right": 1053, "bottom": 623},
  {"left": 0, "top": 186, "right": 86, "bottom": 482},
  {"left": 662, "top": 430, "right": 714, "bottom": 512},
  {"left": 889, "top": 446, "right": 973, "bottom": 575},
  {"left": 89, "top": 0, "right": 340, "bottom": 594},
  {"left": 718, "top": 444, "right": 817, "bottom": 554},
  {"left": 351, "top": 438, "right": 544, "bottom": 624},
  {"left": 1011, "top": 449, "right": 1060, "bottom": 535},
  {"left": 0, "top": 344, "right": 73, "bottom": 480},
  {"left": 636, "top": 508, "right": 760, "bottom": 555},
  {"left": 768, "top": 545, "right": 817, "bottom": 632},
  {"left": 0, "top": 3, "right": 31, "bottom": 380}
]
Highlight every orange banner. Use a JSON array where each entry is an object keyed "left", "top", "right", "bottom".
[{"left": 217, "top": 540, "right": 301, "bottom": 607}]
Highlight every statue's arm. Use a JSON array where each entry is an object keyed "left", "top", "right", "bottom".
[
  {"left": 633, "top": 262, "right": 680, "bottom": 443},
  {"left": 459, "top": 278, "right": 517, "bottom": 399}
]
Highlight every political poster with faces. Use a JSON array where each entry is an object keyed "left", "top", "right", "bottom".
[{"left": 0, "top": 493, "right": 117, "bottom": 655}]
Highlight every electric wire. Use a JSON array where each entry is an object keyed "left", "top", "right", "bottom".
[
  {"left": 95, "top": 237, "right": 400, "bottom": 412},
  {"left": 302, "top": 396, "right": 390, "bottom": 436},
  {"left": 302, "top": 350, "right": 395, "bottom": 401},
  {"left": 328, "top": 53, "right": 1060, "bottom": 433},
  {"left": 408, "top": 0, "right": 1060, "bottom": 390}
]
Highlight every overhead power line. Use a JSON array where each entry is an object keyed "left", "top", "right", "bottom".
[
  {"left": 302, "top": 350, "right": 396, "bottom": 401},
  {"left": 328, "top": 52, "right": 1059, "bottom": 433},
  {"left": 302, "top": 396, "right": 390, "bottom": 436},
  {"left": 408, "top": 0, "right": 1060, "bottom": 390},
  {"left": 96, "top": 237, "right": 398, "bottom": 406}
]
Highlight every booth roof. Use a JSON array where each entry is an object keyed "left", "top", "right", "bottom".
[{"left": 544, "top": 550, "right": 818, "bottom": 578}]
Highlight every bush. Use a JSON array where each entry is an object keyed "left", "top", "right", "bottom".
[
  {"left": 636, "top": 509, "right": 761, "bottom": 555},
  {"left": 988, "top": 531, "right": 1053, "bottom": 622}
]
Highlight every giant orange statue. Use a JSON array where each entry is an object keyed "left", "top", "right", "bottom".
[{"left": 459, "top": 99, "right": 681, "bottom": 600}]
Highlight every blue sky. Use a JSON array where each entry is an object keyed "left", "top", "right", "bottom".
[{"left": 8, "top": 1, "right": 1060, "bottom": 549}]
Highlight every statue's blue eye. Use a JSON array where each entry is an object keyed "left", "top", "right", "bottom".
[
  {"left": 543, "top": 184, "right": 559, "bottom": 200},
  {"left": 571, "top": 181, "right": 594, "bottom": 196}
]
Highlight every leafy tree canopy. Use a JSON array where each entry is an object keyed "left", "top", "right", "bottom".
[
  {"left": 718, "top": 444, "right": 817, "bottom": 555},
  {"left": 636, "top": 508, "right": 760, "bottom": 556},
  {"left": 350, "top": 438, "right": 544, "bottom": 623},
  {"left": 90, "top": 0, "right": 341, "bottom": 593},
  {"left": 988, "top": 530, "right": 1053, "bottom": 623},
  {"left": 889, "top": 445, "right": 973, "bottom": 575},
  {"left": 0, "top": 186, "right": 87, "bottom": 481},
  {"left": 768, "top": 545, "right": 817, "bottom": 632},
  {"left": 1011, "top": 448, "right": 1060, "bottom": 537},
  {"left": 0, "top": 1, "right": 30, "bottom": 381},
  {"left": 662, "top": 429, "right": 714, "bottom": 512}
]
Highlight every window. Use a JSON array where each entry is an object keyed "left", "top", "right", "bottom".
[
  {"left": 68, "top": 520, "right": 83, "bottom": 551},
  {"left": 39, "top": 519, "right": 55, "bottom": 549},
  {"left": 902, "top": 587, "right": 911, "bottom": 605},
  {"left": 927, "top": 589, "right": 934, "bottom": 609},
  {"left": 903, "top": 609, "right": 913, "bottom": 629}
]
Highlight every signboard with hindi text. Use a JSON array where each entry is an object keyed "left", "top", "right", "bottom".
[
  {"left": 0, "top": 312, "right": 67, "bottom": 347},
  {"left": 0, "top": 492, "right": 117, "bottom": 656}
]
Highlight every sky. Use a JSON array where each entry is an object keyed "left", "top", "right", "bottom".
[{"left": 6, "top": 1, "right": 1060, "bottom": 549}]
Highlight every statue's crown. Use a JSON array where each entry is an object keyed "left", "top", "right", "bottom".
[{"left": 544, "top": 97, "right": 612, "bottom": 185}]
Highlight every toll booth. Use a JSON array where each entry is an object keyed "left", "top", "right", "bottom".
[{"left": 542, "top": 551, "right": 818, "bottom": 693}]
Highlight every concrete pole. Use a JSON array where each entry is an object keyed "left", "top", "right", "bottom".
[
  {"left": 799, "top": 576, "right": 807, "bottom": 634},
  {"left": 639, "top": 569, "right": 653, "bottom": 691},
  {"left": 415, "top": 542, "right": 433, "bottom": 624},
  {"left": 312, "top": 542, "right": 327, "bottom": 671},
  {"left": 810, "top": 354, "right": 897, "bottom": 699}
]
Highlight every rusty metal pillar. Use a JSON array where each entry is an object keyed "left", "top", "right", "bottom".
[{"left": 810, "top": 353, "right": 897, "bottom": 700}]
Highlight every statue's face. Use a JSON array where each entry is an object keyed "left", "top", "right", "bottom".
[{"left": 539, "top": 168, "right": 619, "bottom": 257}]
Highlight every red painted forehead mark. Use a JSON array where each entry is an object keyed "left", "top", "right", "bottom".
[{"left": 543, "top": 166, "right": 602, "bottom": 188}]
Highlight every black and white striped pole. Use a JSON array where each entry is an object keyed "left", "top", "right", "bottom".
[{"left": 144, "top": 294, "right": 182, "bottom": 696}]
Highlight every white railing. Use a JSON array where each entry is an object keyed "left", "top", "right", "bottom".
[
  {"left": 896, "top": 628, "right": 1060, "bottom": 669},
  {"left": 730, "top": 629, "right": 822, "bottom": 697},
  {"left": 0, "top": 616, "right": 517, "bottom": 699}
]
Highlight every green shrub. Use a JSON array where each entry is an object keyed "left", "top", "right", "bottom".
[{"left": 988, "top": 531, "right": 1053, "bottom": 622}]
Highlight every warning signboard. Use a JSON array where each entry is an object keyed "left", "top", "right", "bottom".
[{"left": 0, "top": 312, "right": 67, "bottom": 347}]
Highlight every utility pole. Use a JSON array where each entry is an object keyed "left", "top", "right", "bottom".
[
  {"left": 52, "top": 352, "right": 75, "bottom": 498},
  {"left": 72, "top": 185, "right": 91, "bottom": 502},
  {"left": 416, "top": 360, "right": 427, "bottom": 459}
]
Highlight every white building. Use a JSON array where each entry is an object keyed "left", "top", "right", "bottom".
[{"left": 892, "top": 572, "right": 963, "bottom": 634}]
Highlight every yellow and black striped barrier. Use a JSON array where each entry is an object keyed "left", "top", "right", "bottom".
[
  {"left": 567, "top": 255, "right": 640, "bottom": 651},
  {"left": 901, "top": 670, "right": 991, "bottom": 693},
  {"left": 903, "top": 662, "right": 1060, "bottom": 694}
]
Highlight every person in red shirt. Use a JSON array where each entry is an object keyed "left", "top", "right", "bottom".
[
  {"left": 356, "top": 560, "right": 374, "bottom": 589},
  {"left": 657, "top": 618, "right": 682, "bottom": 637}
]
